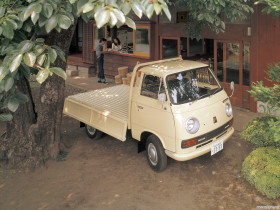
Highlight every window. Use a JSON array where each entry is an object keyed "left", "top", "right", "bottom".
[
  {"left": 166, "top": 68, "right": 221, "bottom": 105},
  {"left": 243, "top": 44, "right": 250, "bottom": 86},
  {"left": 160, "top": 37, "right": 180, "bottom": 59},
  {"left": 134, "top": 26, "right": 150, "bottom": 57},
  {"left": 93, "top": 24, "right": 150, "bottom": 58},
  {"left": 141, "top": 75, "right": 162, "bottom": 99}
]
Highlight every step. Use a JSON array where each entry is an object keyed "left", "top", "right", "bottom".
[{"left": 66, "top": 69, "right": 79, "bottom": 77}]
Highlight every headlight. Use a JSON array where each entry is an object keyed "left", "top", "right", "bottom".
[
  {"left": 225, "top": 103, "right": 232, "bottom": 117},
  {"left": 185, "top": 117, "right": 200, "bottom": 134}
]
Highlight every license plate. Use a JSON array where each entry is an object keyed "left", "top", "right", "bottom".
[{"left": 211, "top": 140, "right": 223, "bottom": 156}]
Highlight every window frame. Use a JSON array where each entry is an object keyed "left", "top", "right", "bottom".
[{"left": 93, "top": 24, "right": 151, "bottom": 59}]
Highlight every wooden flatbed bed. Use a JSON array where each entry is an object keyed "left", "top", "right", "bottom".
[{"left": 63, "top": 85, "right": 130, "bottom": 141}]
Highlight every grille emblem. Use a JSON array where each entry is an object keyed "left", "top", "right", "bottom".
[{"left": 213, "top": 116, "right": 217, "bottom": 123}]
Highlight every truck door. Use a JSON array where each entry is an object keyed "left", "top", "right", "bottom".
[{"left": 131, "top": 74, "right": 176, "bottom": 152}]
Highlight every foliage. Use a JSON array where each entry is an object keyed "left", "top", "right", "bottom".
[
  {"left": 241, "top": 116, "right": 280, "bottom": 148},
  {"left": 0, "top": 0, "right": 171, "bottom": 121},
  {"left": 249, "top": 62, "right": 280, "bottom": 143},
  {"left": 242, "top": 147, "right": 280, "bottom": 199},
  {"left": 178, "top": 0, "right": 253, "bottom": 39},
  {"left": 256, "top": 0, "right": 280, "bottom": 17}
]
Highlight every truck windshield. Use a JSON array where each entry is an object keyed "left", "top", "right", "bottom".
[{"left": 166, "top": 67, "right": 222, "bottom": 105}]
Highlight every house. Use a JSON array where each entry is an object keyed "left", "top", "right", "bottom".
[{"left": 71, "top": 4, "right": 280, "bottom": 112}]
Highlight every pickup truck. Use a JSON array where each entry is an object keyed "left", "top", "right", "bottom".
[{"left": 63, "top": 57, "right": 234, "bottom": 172}]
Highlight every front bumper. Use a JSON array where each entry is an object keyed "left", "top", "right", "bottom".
[{"left": 165, "top": 127, "right": 234, "bottom": 161}]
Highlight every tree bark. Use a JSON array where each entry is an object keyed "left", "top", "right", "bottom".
[{"left": 0, "top": 22, "right": 77, "bottom": 168}]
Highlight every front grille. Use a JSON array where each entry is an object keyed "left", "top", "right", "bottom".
[
  {"left": 181, "top": 118, "right": 233, "bottom": 149},
  {"left": 196, "top": 140, "right": 213, "bottom": 149}
]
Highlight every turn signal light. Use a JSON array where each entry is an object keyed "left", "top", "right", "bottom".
[
  {"left": 181, "top": 139, "right": 197, "bottom": 148},
  {"left": 229, "top": 119, "right": 234, "bottom": 126}
]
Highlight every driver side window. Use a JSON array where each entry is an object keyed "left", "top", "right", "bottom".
[{"left": 141, "top": 75, "right": 161, "bottom": 99}]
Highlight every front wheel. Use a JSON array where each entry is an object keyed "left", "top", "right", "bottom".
[
  {"left": 146, "top": 135, "right": 167, "bottom": 172},
  {"left": 85, "top": 124, "right": 103, "bottom": 140}
]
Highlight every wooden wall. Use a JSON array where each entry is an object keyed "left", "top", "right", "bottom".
[
  {"left": 82, "top": 20, "right": 94, "bottom": 64},
  {"left": 250, "top": 5, "right": 280, "bottom": 111},
  {"left": 103, "top": 53, "right": 152, "bottom": 78}
]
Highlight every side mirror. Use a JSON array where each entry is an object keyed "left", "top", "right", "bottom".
[
  {"left": 230, "top": 81, "right": 234, "bottom": 97},
  {"left": 158, "top": 93, "right": 166, "bottom": 104}
]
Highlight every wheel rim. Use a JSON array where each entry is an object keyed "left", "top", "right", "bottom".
[
  {"left": 148, "top": 143, "right": 158, "bottom": 166},
  {"left": 87, "top": 125, "right": 96, "bottom": 136}
]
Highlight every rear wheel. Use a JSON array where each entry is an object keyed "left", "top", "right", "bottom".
[
  {"left": 85, "top": 124, "right": 103, "bottom": 140},
  {"left": 146, "top": 135, "right": 167, "bottom": 172}
]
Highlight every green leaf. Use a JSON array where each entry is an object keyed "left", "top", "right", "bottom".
[
  {"left": 109, "top": 11, "right": 118, "bottom": 26},
  {"left": 69, "top": 0, "right": 77, "bottom": 4},
  {"left": 0, "top": 113, "right": 13, "bottom": 121},
  {"left": 24, "top": 52, "right": 36, "bottom": 67},
  {"left": 120, "top": 3, "right": 131, "bottom": 15},
  {"left": 45, "top": 15, "right": 58, "bottom": 33},
  {"left": 37, "top": 54, "right": 46, "bottom": 66},
  {"left": 0, "top": 26, "right": 3, "bottom": 35},
  {"left": 82, "top": 2, "right": 94, "bottom": 13},
  {"left": 131, "top": 3, "right": 142, "bottom": 18},
  {"left": 58, "top": 14, "right": 72, "bottom": 29},
  {"left": 8, "top": 98, "right": 19, "bottom": 112},
  {"left": 10, "top": 54, "right": 23, "bottom": 73},
  {"left": 34, "top": 45, "right": 45, "bottom": 56},
  {"left": 0, "top": 66, "right": 9, "bottom": 81},
  {"left": 48, "top": 48, "right": 57, "bottom": 63},
  {"left": 8, "top": 14, "right": 20, "bottom": 21},
  {"left": 34, "top": 4, "right": 42, "bottom": 13},
  {"left": 112, "top": 9, "right": 125, "bottom": 24},
  {"left": 49, "top": 67, "right": 67, "bottom": 80},
  {"left": 6, "top": 19, "right": 18, "bottom": 30},
  {"left": 153, "top": 3, "right": 162, "bottom": 15},
  {"left": 44, "top": 55, "right": 51, "bottom": 68},
  {"left": 36, "top": 69, "right": 50, "bottom": 84},
  {"left": 20, "top": 41, "right": 34, "bottom": 53},
  {"left": 38, "top": 15, "right": 47, "bottom": 27},
  {"left": 2, "top": 23, "right": 14, "bottom": 39},
  {"left": 4, "top": 77, "right": 14, "bottom": 92},
  {"left": 220, "top": 21, "right": 225, "bottom": 30},
  {"left": 47, "top": 0, "right": 57, "bottom": 10},
  {"left": 146, "top": 4, "right": 154, "bottom": 19},
  {"left": 15, "top": 92, "right": 29, "bottom": 103},
  {"left": 77, "top": 0, "right": 89, "bottom": 14},
  {"left": 0, "top": 81, "right": 4, "bottom": 92},
  {"left": 22, "top": 3, "right": 37, "bottom": 21},
  {"left": 0, "top": 7, "right": 6, "bottom": 18},
  {"left": 43, "top": 3, "right": 53, "bottom": 18},
  {"left": 52, "top": 46, "right": 65, "bottom": 62},
  {"left": 36, "top": 38, "right": 45, "bottom": 43},
  {"left": 125, "top": 17, "right": 136, "bottom": 30},
  {"left": 162, "top": 5, "right": 171, "bottom": 21},
  {"left": 95, "top": 9, "right": 110, "bottom": 28},
  {"left": 31, "top": 11, "right": 39, "bottom": 24}
]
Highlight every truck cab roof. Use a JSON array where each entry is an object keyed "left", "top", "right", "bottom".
[{"left": 139, "top": 60, "right": 208, "bottom": 78}]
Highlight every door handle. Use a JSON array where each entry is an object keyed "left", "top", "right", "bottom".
[{"left": 137, "top": 105, "right": 143, "bottom": 110}]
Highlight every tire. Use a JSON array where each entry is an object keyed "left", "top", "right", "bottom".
[
  {"left": 146, "top": 135, "right": 167, "bottom": 172},
  {"left": 85, "top": 124, "right": 103, "bottom": 140}
]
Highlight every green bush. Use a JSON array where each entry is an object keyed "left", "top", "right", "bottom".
[
  {"left": 241, "top": 116, "right": 280, "bottom": 148},
  {"left": 242, "top": 147, "right": 280, "bottom": 199}
]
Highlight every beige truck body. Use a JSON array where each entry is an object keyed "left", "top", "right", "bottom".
[{"left": 63, "top": 57, "right": 234, "bottom": 169}]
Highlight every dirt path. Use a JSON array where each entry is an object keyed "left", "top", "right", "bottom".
[{"left": 0, "top": 86, "right": 278, "bottom": 210}]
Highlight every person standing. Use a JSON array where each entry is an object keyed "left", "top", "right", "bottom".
[{"left": 96, "top": 38, "right": 108, "bottom": 84}]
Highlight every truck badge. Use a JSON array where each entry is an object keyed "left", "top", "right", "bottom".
[{"left": 213, "top": 116, "right": 217, "bottom": 123}]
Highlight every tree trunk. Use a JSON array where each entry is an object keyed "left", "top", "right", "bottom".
[{"left": 0, "top": 22, "right": 77, "bottom": 168}]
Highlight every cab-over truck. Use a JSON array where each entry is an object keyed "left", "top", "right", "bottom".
[{"left": 63, "top": 57, "right": 234, "bottom": 172}]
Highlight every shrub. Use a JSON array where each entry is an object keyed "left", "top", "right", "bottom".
[
  {"left": 242, "top": 147, "right": 280, "bottom": 199},
  {"left": 241, "top": 116, "right": 280, "bottom": 148}
]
